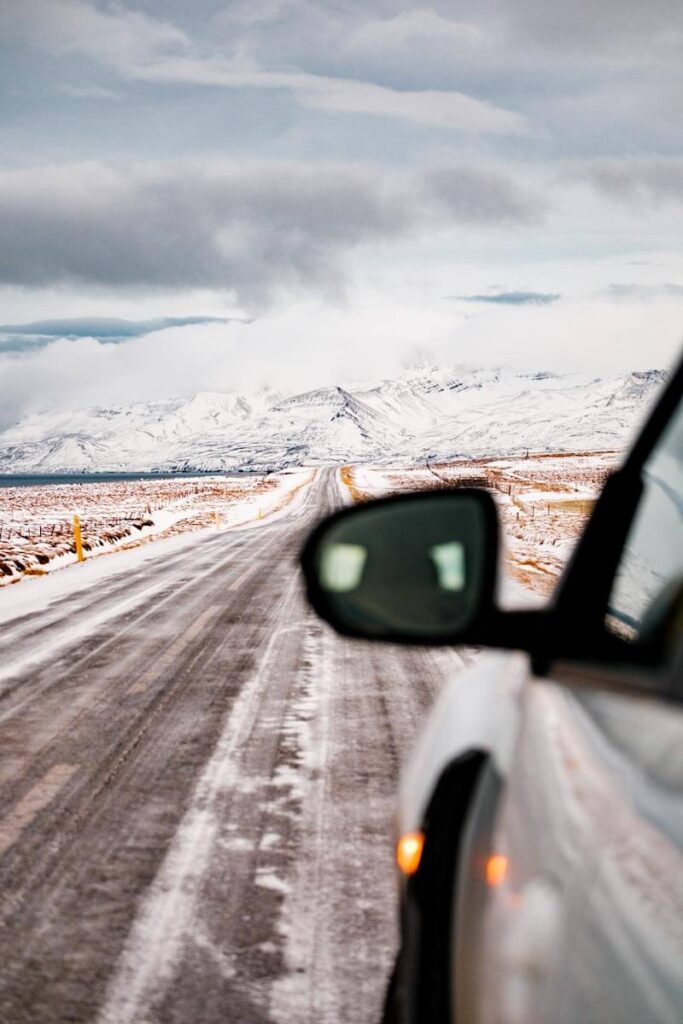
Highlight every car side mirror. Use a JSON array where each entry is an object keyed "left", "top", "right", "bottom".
[
  {"left": 302, "top": 482, "right": 670, "bottom": 701},
  {"left": 300, "top": 490, "right": 499, "bottom": 643}
]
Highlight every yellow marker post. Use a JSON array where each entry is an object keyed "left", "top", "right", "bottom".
[{"left": 73, "top": 514, "right": 85, "bottom": 562}]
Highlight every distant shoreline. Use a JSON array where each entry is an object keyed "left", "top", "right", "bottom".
[{"left": 0, "top": 471, "right": 247, "bottom": 488}]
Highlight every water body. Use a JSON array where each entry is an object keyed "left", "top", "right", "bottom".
[{"left": 0, "top": 472, "right": 239, "bottom": 489}]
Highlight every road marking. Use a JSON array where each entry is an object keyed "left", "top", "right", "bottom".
[
  {"left": 127, "top": 604, "right": 222, "bottom": 696},
  {"left": 0, "top": 763, "right": 78, "bottom": 857}
]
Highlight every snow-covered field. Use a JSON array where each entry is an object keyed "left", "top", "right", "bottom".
[
  {"left": 0, "top": 446, "right": 618, "bottom": 597},
  {"left": 0, "top": 362, "right": 657, "bottom": 590},
  {"left": 0, "top": 470, "right": 310, "bottom": 586},
  {"left": 350, "top": 450, "right": 619, "bottom": 597}
]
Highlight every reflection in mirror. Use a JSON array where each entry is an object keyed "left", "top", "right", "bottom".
[
  {"left": 429, "top": 541, "right": 466, "bottom": 591},
  {"left": 320, "top": 543, "right": 367, "bottom": 592},
  {"left": 309, "top": 492, "right": 495, "bottom": 641}
]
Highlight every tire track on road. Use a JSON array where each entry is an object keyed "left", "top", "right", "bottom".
[
  {"left": 0, "top": 468, "right": 469, "bottom": 1024},
  {"left": 0, "top": 526, "right": 285, "bottom": 714},
  {"left": 0, "top": 520, "right": 307, "bottom": 1024}
]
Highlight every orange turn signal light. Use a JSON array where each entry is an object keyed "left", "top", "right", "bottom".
[
  {"left": 485, "top": 853, "right": 509, "bottom": 887},
  {"left": 396, "top": 831, "right": 425, "bottom": 876}
]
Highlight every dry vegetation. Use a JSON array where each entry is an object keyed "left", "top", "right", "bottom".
[
  {"left": 0, "top": 475, "right": 277, "bottom": 584},
  {"left": 340, "top": 464, "right": 367, "bottom": 504},
  {"left": 347, "top": 451, "right": 620, "bottom": 596}
]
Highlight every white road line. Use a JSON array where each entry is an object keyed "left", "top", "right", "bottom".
[
  {"left": 127, "top": 605, "right": 222, "bottom": 696},
  {"left": 96, "top": 579, "right": 300, "bottom": 1024},
  {"left": 0, "top": 763, "right": 78, "bottom": 857}
]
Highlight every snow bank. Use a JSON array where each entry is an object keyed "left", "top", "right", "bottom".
[{"left": 0, "top": 469, "right": 311, "bottom": 590}]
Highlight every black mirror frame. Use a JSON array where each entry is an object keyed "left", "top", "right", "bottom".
[{"left": 300, "top": 488, "right": 501, "bottom": 646}]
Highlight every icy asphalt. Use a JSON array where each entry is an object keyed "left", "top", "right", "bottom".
[{"left": 0, "top": 467, "right": 469, "bottom": 1024}]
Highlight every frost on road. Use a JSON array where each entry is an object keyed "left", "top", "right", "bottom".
[{"left": 0, "top": 468, "right": 467, "bottom": 1024}]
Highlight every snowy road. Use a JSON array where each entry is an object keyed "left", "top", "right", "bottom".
[{"left": 0, "top": 467, "right": 468, "bottom": 1024}]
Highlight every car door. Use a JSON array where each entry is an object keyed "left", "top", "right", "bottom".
[
  {"left": 456, "top": 373, "right": 683, "bottom": 1024},
  {"left": 551, "top": 384, "right": 683, "bottom": 1023},
  {"left": 453, "top": 676, "right": 617, "bottom": 1024}
]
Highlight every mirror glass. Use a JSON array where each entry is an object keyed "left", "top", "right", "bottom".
[{"left": 311, "top": 493, "right": 493, "bottom": 640}]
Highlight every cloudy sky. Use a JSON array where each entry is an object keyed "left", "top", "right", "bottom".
[{"left": 1, "top": 0, "right": 682, "bottom": 422}]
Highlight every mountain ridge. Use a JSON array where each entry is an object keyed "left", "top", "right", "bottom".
[{"left": 0, "top": 367, "right": 667, "bottom": 474}]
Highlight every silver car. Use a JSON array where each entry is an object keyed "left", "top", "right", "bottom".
[{"left": 302, "top": 353, "right": 683, "bottom": 1024}]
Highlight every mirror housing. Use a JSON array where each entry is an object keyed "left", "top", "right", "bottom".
[
  {"left": 301, "top": 489, "right": 501, "bottom": 644},
  {"left": 301, "top": 484, "right": 663, "bottom": 685}
]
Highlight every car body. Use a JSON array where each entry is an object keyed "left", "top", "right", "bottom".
[
  {"left": 394, "top": 652, "right": 682, "bottom": 1024},
  {"left": 302, "top": 353, "right": 683, "bottom": 1023}
]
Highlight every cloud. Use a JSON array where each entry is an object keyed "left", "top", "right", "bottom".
[
  {"left": 424, "top": 166, "right": 546, "bottom": 225},
  {"left": 292, "top": 78, "right": 528, "bottom": 135},
  {"left": 138, "top": 58, "right": 529, "bottom": 134},
  {"left": 1, "top": 292, "right": 681, "bottom": 432},
  {"left": 0, "top": 160, "right": 551, "bottom": 300},
  {"left": 603, "top": 282, "right": 683, "bottom": 300},
  {"left": 1, "top": 0, "right": 187, "bottom": 67},
  {"left": 211, "top": 0, "right": 683, "bottom": 78},
  {"left": 570, "top": 159, "right": 683, "bottom": 206},
  {"left": 0, "top": 161, "right": 414, "bottom": 302},
  {"left": 216, "top": 0, "right": 288, "bottom": 29},
  {"left": 457, "top": 291, "right": 561, "bottom": 305},
  {"left": 0, "top": 316, "right": 240, "bottom": 352},
  {"left": 350, "top": 9, "right": 484, "bottom": 54},
  {"left": 196, "top": 3, "right": 682, "bottom": 149},
  {"left": 1, "top": 0, "right": 529, "bottom": 135},
  {"left": 59, "top": 84, "right": 121, "bottom": 100},
  {"left": 496, "top": 0, "right": 683, "bottom": 56},
  {"left": 5, "top": 0, "right": 679, "bottom": 161},
  {"left": 0, "top": 305, "right": 470, "bottom": 428}
]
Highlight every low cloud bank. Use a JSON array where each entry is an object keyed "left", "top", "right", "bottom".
[
  {"left": 0, "top": 295, "right": 680, "bottom": 432},
  {"left": 0, "top": 161, "right": 545, "bottom": 303},
  {"left": 0, "top": 316, "right": 240, "bottom": 353}
]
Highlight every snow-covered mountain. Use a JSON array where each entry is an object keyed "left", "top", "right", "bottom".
[{"left": 0, "top": 367, "right": 666, "bottom": 474}]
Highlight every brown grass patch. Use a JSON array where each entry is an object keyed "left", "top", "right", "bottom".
[{"left": 340, "top": 466, "right": 368, "bottom": 503}]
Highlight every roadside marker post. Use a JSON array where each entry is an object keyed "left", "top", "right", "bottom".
[{"left": 73, "top": 515, "right": 85, "bottom": 562}]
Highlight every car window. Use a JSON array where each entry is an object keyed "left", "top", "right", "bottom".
[{"left": 606, "top": 394, "right": 683, "bottom": 646}]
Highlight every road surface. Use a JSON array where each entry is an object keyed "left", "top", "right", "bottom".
[{"left": 0, "top": 468, "right": 468, "bottom": 1024}]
